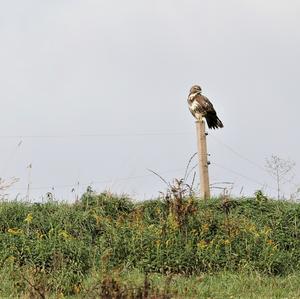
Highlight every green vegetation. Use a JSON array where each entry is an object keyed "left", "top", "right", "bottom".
[{"left": 0, "top": 191, "right": 299, "bottom": 298}]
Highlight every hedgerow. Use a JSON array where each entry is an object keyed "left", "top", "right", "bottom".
[{"left": 0, "top": 191, "right": 299, "bottom": 295}]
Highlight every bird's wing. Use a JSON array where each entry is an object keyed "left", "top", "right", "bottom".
[{"left": 195, "top": 95, "right": 216, "bottom": 113}]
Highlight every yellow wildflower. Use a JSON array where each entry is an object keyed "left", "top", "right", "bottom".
[
  {"left": 36, "top": 231, "right": 45, "bottom": 239},
  {"left": 248, "top": 224, "right": 257, "bottom": 233},
  {"left": 48, "top": 228, "right": 54, "bottom": 238},
  {"left": 254, "top": 232, "right": 260, "bottom": 238},
  {"left": 201, "top": 223, "right": 210, "bottom": 232},
  {"left": 165, "top": 239, "right": 172, "bottom": 247},
  {"left": 59, "top": 229, "right": 72, "bottom": 240},
  {"left": 197, "top": 240, "right": 207, "bottom": 249},
  {"left": 223, "top": 239, "right": 230, "bottom": 245},
  {"left": 167, "top": 214, "right": 179, "bottom": 230},
  {"left": 8, "top": 228, "right": 23, "bottom": 236},
  {"left": 24, "top": 213, "right": 33, "bottom": 224},
  {"left": 263, "top": 226, "right": 272, "bottom": 236}
]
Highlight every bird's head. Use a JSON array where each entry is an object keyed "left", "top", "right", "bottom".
[{"left": 189, "top": 85, "right": 202, "bottom": 94}]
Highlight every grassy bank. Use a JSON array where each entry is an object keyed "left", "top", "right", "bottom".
[{"left": 0, "top": 191, "right": 299, "bottom": 297}]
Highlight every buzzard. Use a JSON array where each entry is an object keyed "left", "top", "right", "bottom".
[{"left": 187, "top": 85, "right": 223, "bottom": 129}]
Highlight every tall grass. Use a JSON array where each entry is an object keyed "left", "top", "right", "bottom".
[{"left": 0, "top": 191, "right": 299, "bottom": 296}]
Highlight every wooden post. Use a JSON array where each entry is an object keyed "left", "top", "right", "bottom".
[{"left": 196, "top": 118, "right": 210, "bottom": 199}]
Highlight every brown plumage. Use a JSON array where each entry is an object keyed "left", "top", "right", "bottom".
[{"left": 187, "top": 85, "right": 224, "bottom": 129}]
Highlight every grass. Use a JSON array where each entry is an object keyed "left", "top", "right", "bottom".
[
  {"left": 1, "top": 266, "right": 299, "bottom": 298},
  {"left": 0, "top": 190, "right": 299, "bottom": 297},
  {"left": 84, "top": 270, "right": 300, "bottom": 299}
]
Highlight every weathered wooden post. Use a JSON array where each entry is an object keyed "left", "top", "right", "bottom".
[{"left": 196, "top": 117, "right": 210, "bottom": 199}]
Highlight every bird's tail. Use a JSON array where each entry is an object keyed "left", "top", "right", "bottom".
[{"left": 206, "top": 115, "right": 224, "bottom": 129}]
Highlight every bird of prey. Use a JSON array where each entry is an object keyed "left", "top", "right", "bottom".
[{"left": 187, "top": 85, "right": 224, "bottom": 129}]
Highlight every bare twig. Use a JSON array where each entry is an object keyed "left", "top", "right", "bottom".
[
  {"left": 185, "top": 163, "right": 198, "bottom": 184},
  {"left": 183, "top": 153, "right": 197, "bottom": 183},
  {"left": 0, "top": 177, "right": 19, "bottom": 191},
  {"left": 147, "top": 169, "right": 171, "bottom": 188}
]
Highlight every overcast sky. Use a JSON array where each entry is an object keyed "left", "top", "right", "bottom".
[{"left": 1, "top": 0, "right": 300, "bottom": 201}]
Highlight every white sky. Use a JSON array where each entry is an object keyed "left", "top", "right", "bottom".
[{"left": 1, "top": 0, "right": 300, "bottom": 201}]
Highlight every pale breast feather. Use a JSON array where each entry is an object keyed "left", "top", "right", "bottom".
[
  {"left": 188, "top": 92, "right": 199, "bottom": 101},
  {"left": 190, "top": 100, "right": 201, "bottom": 112}
]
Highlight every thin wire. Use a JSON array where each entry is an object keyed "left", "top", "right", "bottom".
[
  {"left": 210, "top": 135, "right": 268, "bottom": 174},
  {"left": 2, "top": 130, "right": 291, "bottom": 196},
  {"left": 211, "top": 135, "right": 300, "bottom": 193},
  {"left": 10, "top": 167, "right": 186, "bottom": 191},
  {"left": 211, "top": 161, "right": 278, "bottom": 192},
  {"left": 210, "top": 136, "right": 300, "bottom": 193},
  {"left": 0, "top": 131, "right": 194, "bottom": 139}
]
